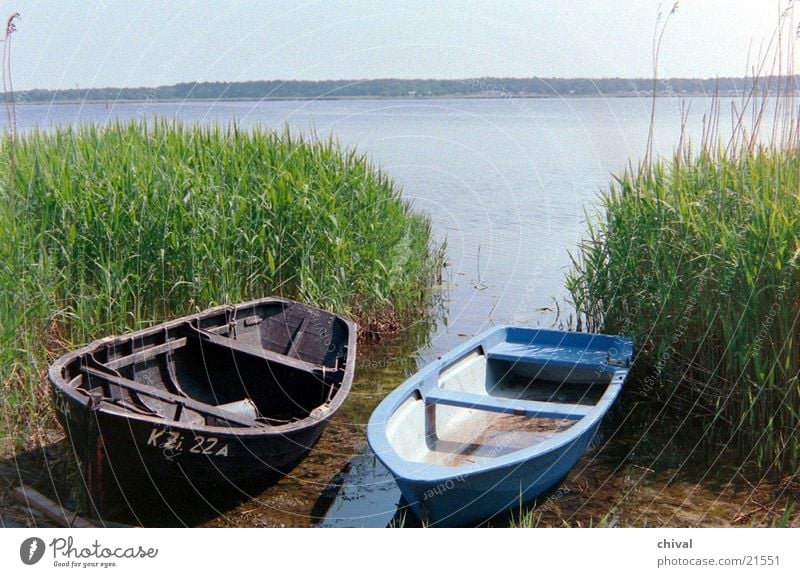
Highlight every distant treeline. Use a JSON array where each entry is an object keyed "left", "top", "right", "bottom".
[{"left": 14, "top": 76, "right": 800, "bottom": 103}]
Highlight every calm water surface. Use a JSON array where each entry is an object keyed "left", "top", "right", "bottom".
[{"left": 9, "top": 97, "right": 755, "bottom": 526}]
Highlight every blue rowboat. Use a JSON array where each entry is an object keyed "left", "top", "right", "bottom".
[{"left": 367, "top": 326, "right": 633, "bottom": 526}]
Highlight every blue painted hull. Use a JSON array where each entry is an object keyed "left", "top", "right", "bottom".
[
  {"left": 367, "top": 326, "right": 633, "bottom": 527},
  {"left": 397, "top": 421, "right": 600, "bottom": 526}
]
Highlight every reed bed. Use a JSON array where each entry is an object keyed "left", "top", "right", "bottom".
[
  {"left": 567, "top": 147, "right": 800, "bottom": 472},
  {"left": 566, "top": 5, "right": 800, "bottom": 477},
  {"left": 0, "top": 120, "right": 441, "bottom": 443}
]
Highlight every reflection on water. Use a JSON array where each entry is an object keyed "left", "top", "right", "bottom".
[{"left": 313, "top": 451, "right": 408, "bottom": 528}]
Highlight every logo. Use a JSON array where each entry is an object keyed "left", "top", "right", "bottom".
[{"left": 19, "top": 537, "right": 46, "bottom": 565}]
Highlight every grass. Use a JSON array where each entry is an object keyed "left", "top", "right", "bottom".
[
  {"left": 0, "top": 120, "right": 442, "bottom": 445},
  {"left": 566, "top": 5, "right": 800, "bottom": 478},
  {"left": 566, "top": 148, "right": 800, "bottom": 473}
]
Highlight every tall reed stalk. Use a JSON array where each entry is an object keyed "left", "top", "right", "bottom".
[{"left": 566, "top": 7, "right": 800, "bottom": 474}]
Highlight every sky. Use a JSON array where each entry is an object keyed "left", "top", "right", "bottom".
[{"left": 3, "top": 0, "right": 789, "bottom": 90}]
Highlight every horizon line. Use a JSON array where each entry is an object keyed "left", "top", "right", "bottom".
[{"left": 15, "top": 74, "right": 799, "bottom": 94}]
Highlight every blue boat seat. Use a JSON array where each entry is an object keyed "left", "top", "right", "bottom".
[
  {"left": 423, "top": 388, "right": 591, "bottom": 420},
  {"left": 485, "top": 341, "right": 613, "bottom": 370}
]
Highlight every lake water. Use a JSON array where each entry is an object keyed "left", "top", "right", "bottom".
[{"left": 8, "top": 97, "right": 762, "bottom": 527}]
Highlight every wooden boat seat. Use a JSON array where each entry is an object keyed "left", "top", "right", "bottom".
[
  {"left": 485, "top": 341, "right": 620, "bottom": 369},
  {"left": 103, "top": 338, "right": 188, "bottom": 370},
  {"left": 258, "top": 304, "right": 336, "bottom": 365},
  {"left": 423, "top": 388, "right": 591, "bottom": 420},
  {"left": 182, "top": 324, "right": 329, "bottom": 376},
  {"left": 79, "top": 366, "right": 267, "bottom": 428}
]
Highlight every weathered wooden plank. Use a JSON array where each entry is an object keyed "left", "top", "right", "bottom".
[
  {"left": 12, "top": 485, "right": 96, "bottom": 528},
  {"left": 80, "top": 366, "right": 265, "bottom": 428},
  {"left": 424, "top": 389, "right": 591, "bottom": 420},
  {"left": 104, "top": 337, "right": 187, "bottom": 370}
]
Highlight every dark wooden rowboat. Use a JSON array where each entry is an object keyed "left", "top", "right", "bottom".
[{"left": 48, "top": 297, "right": 356, "bottom": 518}]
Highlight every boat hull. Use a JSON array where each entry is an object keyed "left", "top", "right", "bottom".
[
  {"left": 54, "top": 398, "right": 329, "bottom": 515},
  {"left": 367, "top": 325, "right": 633, "bottom": 527},
  {"left": 396, "top": 421, "right": 600, "bottom": 526}
]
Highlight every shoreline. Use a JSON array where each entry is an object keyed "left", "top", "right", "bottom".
[{"left": 12, "top": 92, "right": 749, "bottom": 106}]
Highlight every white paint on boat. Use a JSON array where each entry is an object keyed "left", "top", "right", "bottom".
[{"left": 386, "top": 346, "right": 608, "bottom": 468}]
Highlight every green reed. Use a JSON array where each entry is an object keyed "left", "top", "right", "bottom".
[
  {"left": 0, "top": 120, "right": 442, "bottom": 443},
  {"left": 566, "top": 5, "right": 800, "bottom": 477},
  {"left": 567, "top": 142, "right": 800, "bottom": 474}
]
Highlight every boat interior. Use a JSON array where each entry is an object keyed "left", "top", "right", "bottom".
[
  {"left": 57, "top": 301, "right": 353, "bottom": 428},
  {"left": 386, "top": 345, "right": 617, "bottom": 467}
]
